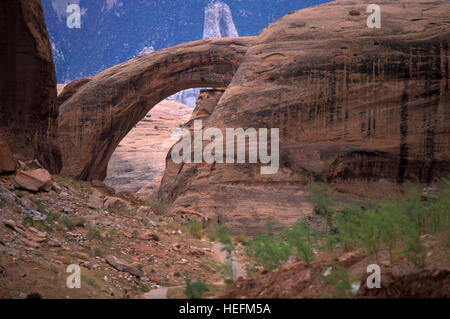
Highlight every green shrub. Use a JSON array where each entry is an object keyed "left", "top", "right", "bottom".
[
  {"left": 246, "top": 232, "right": 290, "bottom": 271},
  {"left": 22, "top": 215, "right": 34, "bottom": 226},
  {"left": 105, "top": 228, "right": 117, "bottom": 241},
  {"left": 150, "top": 199, "right": 167, "bottom": 216},
  {"left": 32, "top": 199, "right": 47, "bottom": 215},
  {"left": 87, "top": 227, "right": 101, "bottom": 241},
  {"left": 323, "top": 265, "right": 356, "bottom": 298},
  {"left": 131, "top": 229, "right": 139, "bottom": 238},
  {"left": 60, "top": 216, "right": 73, "bottom": 229},
  {"left": 184, "top": 278, "right": 209, "bottom": 299},
  {"left": 287, "top": 219, "right": 316, "bottom": 265},
  {"left": 308, "top": 182, "right": 335, "bottom": 232},
  {"left": 216, "top": 225, "right": 232, "bottom": 245},
  {"left": 92, "top": 247, "right": 105, "bottom": 257},
  {"left": 188, "top": 218, "right": 204, "bottom": 239}
]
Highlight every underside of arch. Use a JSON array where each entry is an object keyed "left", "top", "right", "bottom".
[{"left": 58, "top": 37, "right": 255, "bottom": 180}]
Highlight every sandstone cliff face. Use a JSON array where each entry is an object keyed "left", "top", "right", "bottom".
[
  {"left": 58, "top": 37, "right": 255, "bottom": 181},
  {"left": 57, "top": 0, "right": 449, "bottom": 232},
  {"left": 0, "top": 0, "right": 61, "bottom": 172},
  {"left": 158, "top": 0, "right": 450, "bottom": 231}
]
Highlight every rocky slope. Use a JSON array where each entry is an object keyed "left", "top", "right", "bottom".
[
  {"left": 0, "top": 164, "right": 225, "bottom": 299},
  {"left": 0, "top": 0, "right": 61, "bottom": 173},
  {"left": 104, "top": 101, "right": 192, "bottom": 196}
]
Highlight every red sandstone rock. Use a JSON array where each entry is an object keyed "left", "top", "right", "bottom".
[
  {"left": 0, "top": 0, "right": 61, "bottom": 172},
  {"left": 57, "top": 37, "right": 256, "bottom": 180},
  {"left": 56, "top": 0, "right": 449, "bottom": 232},
  {"left": 15, "top": 169, "right": 52, "bottom": 192}
]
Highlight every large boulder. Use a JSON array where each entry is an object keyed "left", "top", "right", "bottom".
[
  {"left": 105, "top": 255, "right": 143, "bottom": 278},
  {"left": 15, "top": 169, "right": 52, "bottom": 192},
  {"left": 0, "top": 0, "right": 61, "bottom": 173}
]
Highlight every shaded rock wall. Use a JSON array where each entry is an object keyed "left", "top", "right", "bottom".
[{"left": 0, "top": 0, "right": 61, "bottom": 172}]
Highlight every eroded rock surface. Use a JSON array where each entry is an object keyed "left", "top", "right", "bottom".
[
  {"left": 58, "top": 37, "right": 255, "bottom": 181},
  {"left": 158, "top": 0, "right": 450, "bottom": 232},
  {"left": 0, "top": 0, "right": 61, "bottom": 172},
  {"left": 57, "top": 0, "right": 449, "bottom": 232}
]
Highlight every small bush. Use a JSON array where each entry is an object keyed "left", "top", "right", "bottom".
[
  {"left": 22, "top": 215, "right": 34, "bottom": 226},
  {"left": 216, "top": 225, "right": 232, "bottom": 245},
  {"left": 246, "top": 232, "right": 290, "bottom": 271},
  {"left": 150, "top": 199, "right": 167, "bottom": 216},
  {"left": 131, "top": 229, "right": 139, "bottom": 238},
  {"left": 91, "top": 247, "right": 105, "bottom": 257},
  {"left": 308, "top": 182, "right": 335, "bottom": 232},
  {"left": 105, "top": 228, "right": 117, "bottom": 241},
  {"left": 184, "top": 278, "right": 209, "bottom": 299},
  {"left": 323, "top": 265, "right": 356, "bottom": 298},
  {"left": 60, "top": 216, "right": 73, "bottom": 229},
  {"left": 87, "top": 227, "right": 101, "bottom": 241},
  {"left": 147, "top": 233, "right": 159, "bottom": 241},
  {"left": 288, "top": 219, "right": 317, "bottom": 265},
  {"left": 188, "top": 218, "right": 204, "bottom": 239},
  {"left": 32, "top": 199, "right": 47, "bottom": 215}
]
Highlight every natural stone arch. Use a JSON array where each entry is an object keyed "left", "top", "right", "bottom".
[{"left": 58, "top": 37, "right": 255, "bottom": 180}]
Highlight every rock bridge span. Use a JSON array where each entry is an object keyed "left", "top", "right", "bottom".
[{"left": 58, "top": 37, "right": 255, "bottom": 180}]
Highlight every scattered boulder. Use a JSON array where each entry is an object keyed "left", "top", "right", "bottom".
[
  {"left": 137, "top": 206, "right": 152, "bottom": 216},
  {"left": 105, "top": 255, "right": 143, "bottom": 278},
  {"left": 15, "top": 169, "right": 52, "bottom": 192},
  {"left": 23, "top": 210, "right": 46, "bottom": 221},
  {"left": 0, "top": 141, "right": 16, "bottom": 173},
  {"left": 87, "top": 194, "right": 103, "bottom": 210},
  {"left": 19, "top": 198, "right": 38, "bottom": 211},
  {"left": 103, "top": 197, "right": 126, "bottom": 210},
  {"left": 52, "top": 182, "right": 62, "bottom": 194},
  {"left": 48, "top": 238, "right": 61, "bottom": 247}
]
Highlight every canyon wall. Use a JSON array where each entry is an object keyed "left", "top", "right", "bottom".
[
  {"left": 158, "top": 0, "right": 450, "bottom": 231},
  {"left": 56, "top": 0, "right": 449, "bottom": 232},
  {"left": 0, "top": 0, "right": 61, "bottom": 172}
]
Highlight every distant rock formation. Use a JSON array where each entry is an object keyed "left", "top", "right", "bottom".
[
  {"left": 0, "top": 0, "right": 61, "bottom": 173},
  {"left": 203, "top": 1, "right": 239, "bottom": 38},
  {"left": 168, "top": 1, "right": 239, "bottom": 107}
]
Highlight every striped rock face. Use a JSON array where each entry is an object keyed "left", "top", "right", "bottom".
[{"left": 158, "top": 0, "right": 450, "bottom": 232}]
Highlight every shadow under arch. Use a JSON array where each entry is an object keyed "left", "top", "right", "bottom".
[{"left": 58, "top": 37, "right": 255, "bottom": 181}]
